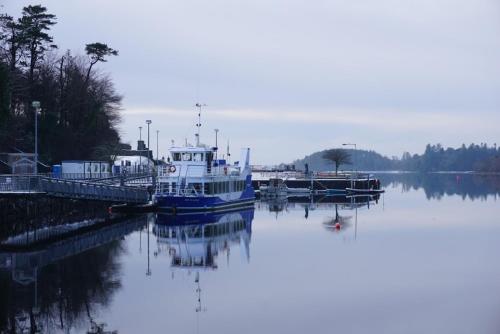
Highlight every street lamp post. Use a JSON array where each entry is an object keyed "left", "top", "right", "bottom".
[
  {"left": 139, "top": 126, "right": 142, "bottom": 172},
  {"left": 342, "top": 143, "right": 357, "bottom": 170},
  {"left": 32, "top": 101, "right": 41, "bottom": 175},
  {"left": 156, "top": 130, "right": 159, "bottom": 163},
  {"left": 342, "top": 143, "right": 357, "bottom": 188},
  {"left": 214, "top": 128, "right": 219, "bottom": 160},
  {"left": 146, "top": 120, "right": 152, "bottom": 168}
]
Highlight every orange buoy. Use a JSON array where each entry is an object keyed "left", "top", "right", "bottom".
[{"left": 335, "top": 222, "right": 341, "bottom": 229}]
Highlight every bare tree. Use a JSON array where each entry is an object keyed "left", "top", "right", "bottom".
[{"left": 323, "top": 149, "right": 351, "bottom": 175}]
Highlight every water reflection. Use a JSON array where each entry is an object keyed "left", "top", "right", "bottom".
[
  {"left": 379, "top": 173, "right": 500, "bottom": 200},
  {"left": 257, "top": 194, "right": 380, "bottom": 217},
  {"left": 323, "top": 204, "right": 354, "bottom": 231},
  {"left": 153, "top": 208, "right": 254, "bottom": 270},
  {"left": 2, "top": 173, "right": 500, "bottom": 333},
  {"left": 0, "top": 216, "right": 146, "bottom": 334},
  {"left": 152, "top": 209, "right": 254, "bottom": 321}
]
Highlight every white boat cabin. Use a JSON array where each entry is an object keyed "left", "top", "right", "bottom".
[{"left": 156, "top": 146, "right": 251, "bottom": 196}]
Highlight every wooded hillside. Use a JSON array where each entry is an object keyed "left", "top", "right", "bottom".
[{"left": 0, "top": 5, "right": 121, "bottom": 166}]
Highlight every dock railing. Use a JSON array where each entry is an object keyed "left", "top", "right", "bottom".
[
  {"left": 0, "top": 175, "right": 42, "bottom": 193},
  {"left": 0, "top": 174, "right": 149, "bottom": 203},
  {"left": 253, "top": 170, "right": 372, "bottom": 180}
]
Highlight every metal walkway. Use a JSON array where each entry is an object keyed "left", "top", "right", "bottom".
[{"left": 0, "top": 175, "right": 150, "bottom": 204}]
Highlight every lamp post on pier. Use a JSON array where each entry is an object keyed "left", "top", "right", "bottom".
[
  {"left": 146, "top": 120, "right": 152, "bottom": 168},
  {"left": 342, "top": 143, "right": 357, "bottom": 188},
  {"left": 156, "top": 130, "right": 159, "bottom": 164},
  {"left": 32, "top": 101, "right": 41, "bottom": 175},
  {"left": 214, "top": 128, "right": 219, "bottom": 160},
  {"left": 139, "top": 126, "right": 142, "bottom": 171},
  {"left": 342, "top": 143, "right": 357, "bottom": 171}
]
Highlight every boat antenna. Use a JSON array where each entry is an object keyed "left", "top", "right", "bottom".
[
  {"left": 195, "top": 103, "right": 206, "bottom": 147},
  {"left": 226, "top": 139, "right": 230, "bottom": 163}
]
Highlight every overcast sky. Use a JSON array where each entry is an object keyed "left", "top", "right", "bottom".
[{"left": 4, "top": 0, "right": 500, "bottom": 164}]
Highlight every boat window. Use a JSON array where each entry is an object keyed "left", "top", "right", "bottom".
[
  {"left": 193, "top": 183, "right": 202, "bottom": 192},
  {"left": 172, "top": 153, "right": 181, "bottom": 161},
  {"left": 182, "top": 153, "right": 192, "bottom": 161},
  {"left": 193, "top": 153, "right": 204, "bottom": 162},
  {"left": 206, "top": 152, "right": 213, "bottom": 173}
]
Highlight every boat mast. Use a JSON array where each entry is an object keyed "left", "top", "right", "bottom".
[{"left": 195, "top": 103, "right": 206, "bottom": 147}]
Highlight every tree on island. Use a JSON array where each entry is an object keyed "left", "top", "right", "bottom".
[{"left": 323, "top": 149, "right": 351, "bottom": 175}]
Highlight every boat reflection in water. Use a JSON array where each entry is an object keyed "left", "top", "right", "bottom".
[
  {"left": 258, "top": 194, "right": 380, "bottom": 239},
  {"left": 153, "top": 208, "right": 254, "bottom": 270},
  {"left": 258, "top": 194, "right": 380, "bottom": 215},
  {"left": 153, "top": 208, "right": 254, "bottom": 318}
]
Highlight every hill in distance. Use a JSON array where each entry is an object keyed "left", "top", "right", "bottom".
[{"left": 291, "top": 144, "right": 500, "bottom": 173}]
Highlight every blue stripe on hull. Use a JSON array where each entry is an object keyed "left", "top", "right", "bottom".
[{"left": 156, "top": 180, "right": 255, "bottom": 213}]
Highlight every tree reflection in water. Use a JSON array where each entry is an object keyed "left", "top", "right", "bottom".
[
  {"left": 0, "top": 217, "right": 146, "bottom": 333},
  {"left": 379, "top": 173, "right": 500, "bottom": 200}
]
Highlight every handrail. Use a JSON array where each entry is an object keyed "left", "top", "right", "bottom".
[{"left": 0, "top": 175, "right": 149, "bottom": 203}]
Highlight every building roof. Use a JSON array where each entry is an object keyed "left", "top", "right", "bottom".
[
  {"left": 169, "top": 146, "right": 213, "bottom": 153},
  {"left": 62, "top": 160, "right": 108, "bottom": 163},
  {"left": 114, "top": 155, "right": 153, "bottom": 166}
]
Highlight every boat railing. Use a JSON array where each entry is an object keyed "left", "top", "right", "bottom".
[
  {"left": 157, "top": 163, "right": 242, "bottom": 178},
  {"left": 255, "top": 170, "right": 372, "bottom": 180},
  {"left": 156, "top": 182, "right": 202, "bottom": 197}
]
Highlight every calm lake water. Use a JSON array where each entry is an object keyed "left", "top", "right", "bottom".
[{"left": 1, "top": 174, "right": 500, "bottom": 334}]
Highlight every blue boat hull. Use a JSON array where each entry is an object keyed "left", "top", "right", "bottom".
[{"left": 155, "top": 180, "right": 255, "bottom": 213}]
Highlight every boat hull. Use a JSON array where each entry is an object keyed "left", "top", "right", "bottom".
[
  {"left": 346, "top": 188, "right": 385, "bottom": 195},
  {"left": 155, "top": 186, "right": 255, "bottom": 213}
]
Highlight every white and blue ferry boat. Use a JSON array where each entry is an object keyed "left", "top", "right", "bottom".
[{"left": 154, "top": 108, "right": 255, "bottom": 212}]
